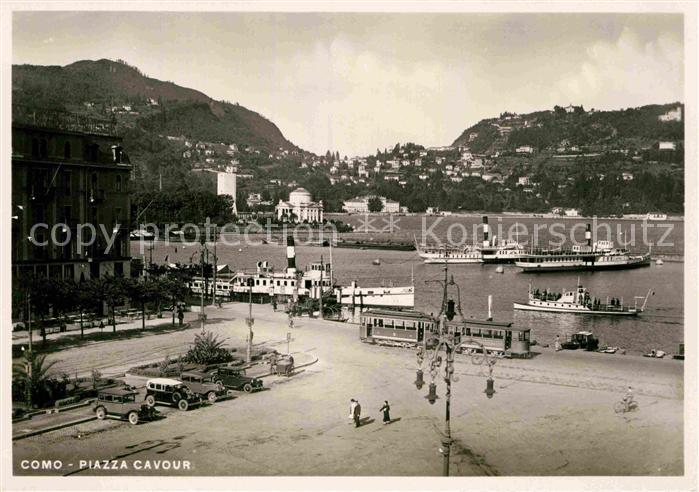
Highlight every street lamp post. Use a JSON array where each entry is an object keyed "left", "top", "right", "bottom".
[
  {"left": 199, "top": 244, "right": 207, "bottom": 333},
  {"left": 415, "top": 264, "right": 502, "bottom": 476},
  {"left": 245, "top": 278, "right": 254, "bottom": 363}
]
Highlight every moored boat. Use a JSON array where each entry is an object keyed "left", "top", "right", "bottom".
[
  {"left": 514, "top": 225, "right": 651, "bottom": 272},
  {"left": 513, "top": 282, "right": 652, "bottom": 316}
]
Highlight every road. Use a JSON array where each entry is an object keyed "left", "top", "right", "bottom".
[{"left": 12, "top": 302, "right": 684, "bottom": 476}]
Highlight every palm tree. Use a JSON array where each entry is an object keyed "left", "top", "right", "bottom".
[
  {"left": 13, "top": 350, "right": 57, "bottom": 407},
  {"left": 184, "top": 331, "right": 232, "bottom": 365}
]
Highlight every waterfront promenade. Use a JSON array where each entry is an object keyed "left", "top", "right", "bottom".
[{"left": 13, "top": 302, "right": 684, "bottom": 476}]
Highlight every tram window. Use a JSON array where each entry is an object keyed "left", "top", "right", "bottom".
[
  {"left": 493, "top": 330, "right": 503, "bottom": 339},
  {"left": 472, "top": 329, "right": 481, "bottom": 337},
  {"left": 378, "top": 319, "right": 383, "bottom": 327},
  {"left": 482, "top": 330, "right": 492, "bottom": 338},
  {"left": 464, "top": 327, "right": 471, "bottom": 336}
]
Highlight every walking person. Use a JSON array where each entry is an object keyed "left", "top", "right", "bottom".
[
  {"left": 348, "top": 399, "right": 357, "bottom": 422},
  {"left": 623, "top": 386, "right": 634, "bottom": 412},
  {"left": 380, "top": 400, "right": 391, "bottom": 425},
  {"left": 353, "top": 399, "right": 362, "bottom": 428}
]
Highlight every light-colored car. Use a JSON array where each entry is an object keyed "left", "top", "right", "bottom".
[{"left": 144, "top": 377, "right": 202, "bottom": 411}]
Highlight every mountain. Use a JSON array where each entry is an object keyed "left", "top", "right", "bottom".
[
  {"left": 12, "top": 59, "right": 296, "bottom": 152},
  {"left": 452, "top": 103, "right": 684, "bottom": 154}
]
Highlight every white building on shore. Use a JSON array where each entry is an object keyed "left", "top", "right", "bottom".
[
  {"left": 343, "top": 196, "right": 401, "bottom": 213},
  {"left": 276, "top": 187, "right": 324, "bottom": 223}
]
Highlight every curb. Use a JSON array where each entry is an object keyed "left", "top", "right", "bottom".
[
  {"left": 12, "top": 416, "right": 97, "bottom": 441},
  {"left": 12, "top": 399, "right": 96, "bottom": 423}
]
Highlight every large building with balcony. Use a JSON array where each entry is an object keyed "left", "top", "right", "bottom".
[{"left": 11, "top": 105, "right": 133, "bottom": 283}]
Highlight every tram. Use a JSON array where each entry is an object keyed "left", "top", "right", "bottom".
[
  {"left": 359, "top": 308, "right": 531, "bottom": 357},
  {"left": 359, "top": 309, "right": 436, "bottom": 346},
  {"left": 451, "top": 319, "right": 531, "bottom": 357}
]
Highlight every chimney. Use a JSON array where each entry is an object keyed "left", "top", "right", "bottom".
[
  {"left": 585, "top": 224, "right": 592, "bottom": 248},
  {"left": 286, "top": 235, "right": 297, "bottom": 273},
  {"left": 482, "top": 216, "right": 490, "bottom": 247}
]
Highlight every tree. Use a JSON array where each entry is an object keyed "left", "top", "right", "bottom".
[
  {"left": 127, "top": 277, "right": 158, "bottom": 330},
  {"left": 13, "top": 350, "right": 57, "bottom": 407},
  {"left": 367, "top": 196, "right": 384, "bottom": 213},
  {"left": 93, "top": 276, "right": 129, "bottom": 333},
  {"left": 159, "top": 273, "right": 191, "bottom": 326},
  {"left": 73, "top": 282, "right": 97, "bottom": 339}
]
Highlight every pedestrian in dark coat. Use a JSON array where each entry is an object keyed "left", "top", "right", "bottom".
[
  {"left": 380, "top": 400, "right": 391, "bottom": 424},
  {"left": 353, "top": 400, "right": 362, "bottom": 427}
]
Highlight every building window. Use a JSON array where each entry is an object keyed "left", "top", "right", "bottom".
[
  {"left": 64, "top": 141, "right": 71, "bottom": 159},
  {"left": 91, "top": 172, "right": 98, "bottom": 190},
  {"left": 86, "top": 143, "right": 99, "bottom": 162},
  {"left": 114, "top": 262, "right": 124, "bottom": 277},
  {"left": 115, "top": 175, "right": 122, "bottom": 192},
  {"left": 63, "top": 171, "right": 71, "bottom": 196},
  {"left": 31, "top": 138, "right": 39, "bottom": 157},
  {"left": 40, "top": 139, "right": 48, "bottom": 158}
]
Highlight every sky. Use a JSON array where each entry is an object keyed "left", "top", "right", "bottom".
[{"left": 12, "top": 11, "right": 684, "bottom": 156}]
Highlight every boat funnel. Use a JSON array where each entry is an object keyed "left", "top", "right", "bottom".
[
  {"left": 487, "top": 294, "right": 493, "bottom": 321},
  {"left": 482, "top": 216, "right": 490, "bottom": 247},
  {"left": 286, "top": 235, "right": 297, "bottom": 273},
  {"left": 585, "top": 224, "right": 592, "bottom": 247}
]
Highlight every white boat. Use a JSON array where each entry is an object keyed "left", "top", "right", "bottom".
[
  {"left": 130, "top": 228, "right": 155, "bottom": 240},
  {"left": 513, "top": 283, "right": 652, "bottom": 316},
  {"left": 515, "top": 227, "right": 652, "bottom": 272},
  {"left": 335, "top": 281, "right": 415, "bottom": 309},
  {"left": 646, "top": 212, "right": 668, "bottom": 221},
  {"left": 417, "top": 244, "right": 483, "bottom": 264},
  {"left": 415, "top": 216, "right": 527, "bottom": 264}
]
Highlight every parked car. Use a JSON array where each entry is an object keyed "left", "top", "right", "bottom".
[
  {"left": 144, "top": 378, "right": 202, "bottom": 411},
  {"left": 180, "top": 370, "right": 226, "bottom": 402},
  {"left": 211, "top": 366, "right": 263, "bottom": 393},
  {"left": 93, "top": 387, "right": 158, "bottom": 424}
]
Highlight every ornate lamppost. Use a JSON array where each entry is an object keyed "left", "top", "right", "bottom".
[
  {"left": 245, "top": 277, "right": 254, "bottom": 364},
  {"left": 414, "top": 264, "right": 503, "bottom": 476}
]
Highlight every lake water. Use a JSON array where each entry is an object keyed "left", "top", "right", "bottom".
[
  {"left": 132, "top": 216, "right": 684, "bottom": 357},
  {"left": 330, "top": 214, "right": 684, "bottom": 256}
]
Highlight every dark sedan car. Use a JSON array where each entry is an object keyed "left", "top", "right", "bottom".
[{"left": 212, "top": 366, "right": 263, "bottom": 393}]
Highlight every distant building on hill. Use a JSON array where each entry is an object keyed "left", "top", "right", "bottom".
[
  {"left": 658, "top": 107, "right": 682, "bottom": 122},
  {"left": 276, "top": 187, "right": 323, "bottom": 223},
  {"left": 217, "top": 167, "right": 237, "bottom": 215}
]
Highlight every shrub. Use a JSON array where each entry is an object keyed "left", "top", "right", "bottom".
[{"left": 183, "top": 331, "right": 233, "bottom": 365}]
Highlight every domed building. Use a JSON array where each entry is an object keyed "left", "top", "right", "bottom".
[{"left": 276, "top": 187, "right": 324, "bottom": 223}]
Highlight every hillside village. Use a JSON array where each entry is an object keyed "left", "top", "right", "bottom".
[{"left": 12, "top": 59, "right": 685, "bottom": 222}]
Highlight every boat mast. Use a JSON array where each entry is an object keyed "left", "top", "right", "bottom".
[
  {"left": 641, "top": 289, "right": 652, "bottom": 312},
  {"left": 329, "top": 240, "right": 334, "bottom": 287}
]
